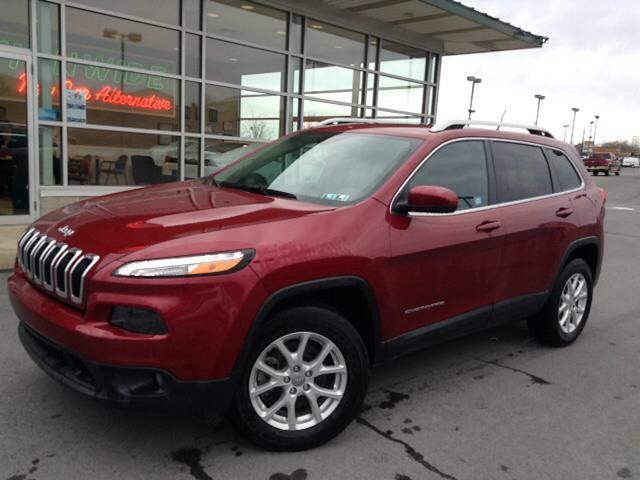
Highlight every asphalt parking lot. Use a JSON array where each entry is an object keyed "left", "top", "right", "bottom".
[{"left": 2, "top": 169, "right": 639, "bottom": 480}]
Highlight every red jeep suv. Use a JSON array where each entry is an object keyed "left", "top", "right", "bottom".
[{"left": 8, "top": 119, "right": 605, "bottom": 450}]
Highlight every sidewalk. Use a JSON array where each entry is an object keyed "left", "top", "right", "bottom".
[{"left": 0, "top": 226, "right": 25, "bottom": 270}]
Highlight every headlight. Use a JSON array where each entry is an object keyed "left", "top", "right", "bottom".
[{"left": 114, "top": 250, "right": 253, "bottom": 278}]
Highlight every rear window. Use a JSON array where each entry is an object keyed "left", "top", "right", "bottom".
[
  {"left": 547, "top": 149, "right": 582, "bottom": 191},
  {"left": 492, "top": 142, "right": 553, "bottom": 202}
]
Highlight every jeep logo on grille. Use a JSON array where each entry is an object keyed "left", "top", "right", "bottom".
[{"left": 57, "top": 225, "right": 75, "bottom": 237}]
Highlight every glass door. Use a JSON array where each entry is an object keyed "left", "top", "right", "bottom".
[{"left": 0, "top": 52, "right": 35, "bottom": 224}]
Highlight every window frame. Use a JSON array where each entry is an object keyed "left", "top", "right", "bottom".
[{"left": 391, "top": 138, "right": 585, "bottom": 217}]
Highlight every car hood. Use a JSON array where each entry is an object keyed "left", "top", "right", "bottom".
[{"left": 34, "top": 181, "right": 334, "bottom": 264}]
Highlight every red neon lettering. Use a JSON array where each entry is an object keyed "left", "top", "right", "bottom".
[{"left": 16, "top": 75, "right": 173, "bottom": 112}]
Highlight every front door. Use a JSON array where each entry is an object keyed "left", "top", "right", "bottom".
[{"left": 0, "top": 51, "right": 35, "bottom": 224}]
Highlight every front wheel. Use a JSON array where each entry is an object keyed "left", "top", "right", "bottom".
[
  {"left": 231, "top": 306, "right": 369, "bottom": 450},
  {"left": 528, "top": 258, "right": 593, "bottom": 346}
]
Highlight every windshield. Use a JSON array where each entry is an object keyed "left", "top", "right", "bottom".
[{"left": 212, "top": 132, "right": 422, "bottom": 206}]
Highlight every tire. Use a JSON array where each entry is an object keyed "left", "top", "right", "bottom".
[
  {"left": 230, "top": 306, "right": 369, "bottom": 451},
  {"left": 605, "top": 168, "right": 610, "bottom": 176},
  {"left": 528, "top": 258, "right": 593, "bottom": 347},
  {"left": 615, "top": 171, "right": 620, "bottom": 176}
]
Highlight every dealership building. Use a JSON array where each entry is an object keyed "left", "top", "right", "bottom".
[{"left": 0, "top": 0, "right": 545, "bottom": 235}]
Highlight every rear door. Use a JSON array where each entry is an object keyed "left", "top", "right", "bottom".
[{"left": 489, "top": 140, "right": 579, "bottom": 318}]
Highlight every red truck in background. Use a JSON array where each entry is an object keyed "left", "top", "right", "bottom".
[{"left": 583, "top": 152, "right": 621, "bottom": 176}]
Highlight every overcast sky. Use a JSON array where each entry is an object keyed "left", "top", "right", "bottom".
[{"left": 437, "top": 0, "right": 640, "bottom": 145}]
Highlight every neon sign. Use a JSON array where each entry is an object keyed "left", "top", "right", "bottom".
[{"left": 17, "top": 73, "right": 174, "bottom": 112}]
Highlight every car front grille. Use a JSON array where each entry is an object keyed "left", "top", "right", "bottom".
[{"left": 17, "top": 228, "right": 100, "bottom": 307}]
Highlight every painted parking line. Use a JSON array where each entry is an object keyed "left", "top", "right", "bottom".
[{"left": 608, "top": 206, "right": 636, "bottom": 211}]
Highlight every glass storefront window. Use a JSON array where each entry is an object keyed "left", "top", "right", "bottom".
[
  {"left": 37, "top": 1, "right": 60, "bottom": 55},
  {"left": 306, "top": 20, "right": 365, "bottom": 68},
  {"left": 377, "top": 76, "right": 424, "bottom": 114},
  {"left": 205, "top": 1, "right": 287, "bottom": 51},
  {"left": 184, "top": 0, "right": 202, "bottom": 30},
  {"left": 185, "top": 137, "right": 201, "bottom": 179},
  {"left": 67, "top": 128, "right": 179, "bottom": 185},
  {"left": 37, "top": 59, "right": 60, "bottom": 121},
  {"left": 203, "top": 138, "right": 262, "bottom": 173},
  {"left": 290, "top": 57, "right": 302, "bottom": 94},
  {"left": 287, "top": 98, "right": 300, "bottom": 133},
  {"left": 39, "top": 126, "right": 61, "bottom": 185},
  {"left": 186, "top": 34, "right": 202, "bottom": 78},
  {"left": 206, "top": 38, "right": 285, "bottom": 91},
  {"left": 367, "top": 37, "right": 379, "bottom": 70},
  {"left": 66, "top": 8, "right": 181, "bottom": 75},
  {"left": 290, "top": 15, "right": 303, "bottom": 54},
  {"left": 302, "top": 100, "right": 359, "bottom": 128},
  {"left": 426, "top": 86, "right": 437, "bottom": 117},
  {"left": 380, "top": 41, "right": 426, "bottom": 81},
  {"left": 376, "top": 110, "right": 423, "bottom": 124},
  {"left": 205, "top": 84, "right": 282, "bottom": 140},
  {"left": 304, "top": 61, "right": 362, "bottom": 105},
  {"left": 185, "top": 81, "right": 201, "bottom": 133},
  {"left": 0, "top": 0, "right": 29, "bottom": 48},
  {"left": 428, "top": 53, "right": 439, "bottom": 84},
  {"left": 65, "top": 63, "right": 180, "bottom": 130},
  {"left": 365, "top": 73, "right": 376, "bottom": 106},
  {"left": 73, "top": 0, "right": 181, "bottom": 26}
]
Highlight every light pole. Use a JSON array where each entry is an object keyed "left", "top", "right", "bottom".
[
  {"left": 103, "top": 29, "right": 142, "bottom": 89},
  {"left": 592, "top": 115, "right": 600, "bottom": 147},
  {"left": 534, "top": 94, "right": 545, "bottom": 126},
  {"left": 570, "top": 107, "right": 579, "bottom": 144},
  {"left": 467, "top": 76, "right": 482, "bottom": 120},
  {"left": 588, "top": 120, "right": 594, "bottom": 142},
  {"left": 563, "top": 124, "right": 569, "bottom": 142}
]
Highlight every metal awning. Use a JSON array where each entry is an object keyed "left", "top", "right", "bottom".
[{"left": 320, "top": 0, "right": 548, "bottom": 55}]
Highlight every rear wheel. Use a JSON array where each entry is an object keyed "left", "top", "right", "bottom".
[
  {"left": 605, "top": 168, "right": 610, "bottom": 176},
  {"left": 528, "top": 259, "right": 593, "bottom": 346},
  {"left": 231, "top": 306, "right": 369, "bottom": 450}
]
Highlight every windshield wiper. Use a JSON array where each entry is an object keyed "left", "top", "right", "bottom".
[{"left": 218, "top": 181, "right": 297, "bottom": 199}]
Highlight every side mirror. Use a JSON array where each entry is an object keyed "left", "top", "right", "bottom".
[{"left": 398, "top": 185, "right": 458, "bottom": 214}]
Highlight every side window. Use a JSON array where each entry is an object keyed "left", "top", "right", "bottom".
[
  {"left": 409, "top": 140, "right": 489, "bottom": 211},
  {"left": 492, "top": 142, "right": 552, "bottom": 202},
  {"left": 547, "top": 149, "right": 582, "bottom": 191}
]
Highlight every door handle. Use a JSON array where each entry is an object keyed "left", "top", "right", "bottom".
[
  {"left": 556, "top": 207, "right": 574, "bottom": 218},
  {"left": 476, "top": 220, "right": 502, "bottom": 232}
]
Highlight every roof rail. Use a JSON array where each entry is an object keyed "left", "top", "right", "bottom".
[
  {"left": 311, "top": 117, "right": 423, "bottom": 128},
  {"left": 431, "top": 119, "right": 554, "bottom": 138}
]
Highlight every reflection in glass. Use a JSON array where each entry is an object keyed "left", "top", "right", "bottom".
[
  {"left": 68, "top": 128, "right": 179, "bottom": 185},
  {"left": 367, "top": 37, "right": 378, "bottom": 70},
  {"left": 206, "top": 38, "right": 285, "bottom": 91},
  {"left": 426, "top": 86, "right": 437, "bottom": 117},
  {"left": 304, "top": 61, "right": 362, "bottom": 104},
  {"left": 290, "top": 57, "right": 302, "bottom": 94},
  {"left": 0, "top": 58, "right": 29, "bottom": 215},
  {"left": 185, "top": 137, "right": 201, "bottom": 179},
  {"left": 365, "top": 73, "right": 376, "bottom": 106},
  {"left": 66, "top": 8, "right": 180, "bottom": 75},
  {"left": 73, "top": 0, "right": 180, "bottom": 25},
  {"left": 39, "top": 126, "right": 62, "bottom": 186},
  {"left": 186, "top": 34, "right": 201, "bottom": 78},
  {"left": 377, "top": 76, "right": 424, "bottom": 114},
  {"left": 185, "top": 81, "right": 201, "bottom": 133},
  {"left": 302, "top": 100, "right": 359, "bottom": 128},
  {"left": 376, "top": 111, "right": 423, "bottom": 124},
  {"left": 38, "top": 59, "right": 60, "bottom": 121},
  {"left": 205, "top": 1, "right": 287, "bottom": 51},
  {"left": 205, "top": 85, "right": 282, "bottom": 140},
  {"left": 203, "top": 138, "right": 262, "bottom": 173},
  {"left": 380, "top": 41, "right": 426, "bottom": 81},
  {"left": 428, "top": 53, "right": 439, "bottom": 84},
  {"left": 306, "top": 20, "right": 365, "bottom": 68},
  {"left": 65, "top": 63, "right": 180, "bottom": 130},
  {"left": 37, "top": 1, "right": 60, "bottom": 55},
  {"left": 0, "top": 0, "right": 29, "bottom": 48},
  {"left": 288, "top": 98, "right": 300, "bottom": 133}
]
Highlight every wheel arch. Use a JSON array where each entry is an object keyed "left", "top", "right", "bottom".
[
  {"left": 231, "top": 276, "right": 384, "bottom": 382},
  {"left": 555, "top": 236, "right": 602, "bottom": 287}
]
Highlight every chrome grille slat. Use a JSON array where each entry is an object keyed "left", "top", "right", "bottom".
[{"left": 17, "top": 229, "right": 100, "bottom": 307}]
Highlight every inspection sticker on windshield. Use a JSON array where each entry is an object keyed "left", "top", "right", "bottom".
[{"left": 322, "top": 193, "right": 351, "bottom": 202}]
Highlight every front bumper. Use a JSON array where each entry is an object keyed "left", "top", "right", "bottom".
[
  {"left": 586, "top": 165, "right": 609, "bottom": 172},
  {"left": 19, "top": 321, "right": 234, "bottom": 417}
]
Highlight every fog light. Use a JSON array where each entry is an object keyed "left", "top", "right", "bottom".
[{"left": 110, "top": 306, "right": 167, "bottom": 335}]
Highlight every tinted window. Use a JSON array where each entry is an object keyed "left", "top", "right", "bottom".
[
  {"left": 409, "top": 141, "right": 489, "bottom": 211},
  {"left": 492, "top": 142, "right": 552, "bottom": 202},
  {"left": 548, "top": 149, "right": 582, "bottom": 191}
]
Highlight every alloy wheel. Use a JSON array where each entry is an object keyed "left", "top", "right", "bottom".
[
  {"left": 558, "top": 273, "right": 588, "bottom": 334},
  {"left": 249, "top": 331, "right": 348, "bottom": 431}
]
